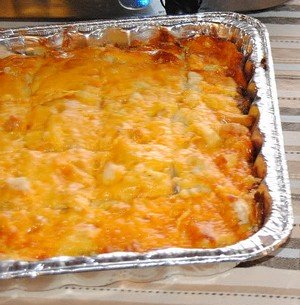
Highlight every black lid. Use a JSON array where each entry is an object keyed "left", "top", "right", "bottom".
[{"left": 162, "top": 0, "right": 202, "bottom": 15}]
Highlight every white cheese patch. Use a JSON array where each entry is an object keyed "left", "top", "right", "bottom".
[
  {"left": 3, "top": 67, "right": 12, "bottom": 74},
  {"left": 68, "top": 183, "right": 85, "bottom": 192},
  {"left": 197, "top": 222, "right": 216, "bottom": 240},
  {"left": 36, "top": 215, "right": 48, "bottom": 224},
  {"left": 134, "top": 81, "right": 151, "bottom": 90},
  {"left": 65, "top": 100, "right": 81, "bottom": 109},
  {"left": 6, "top": 177, "right": 31, "bottom": 192},
  {"left": 103, "top": 55, "right": 115, "bottom": 63},
  {"left": 233, "top": 199, "right": 250, "bottom": 224},
  {"left": 121, "top": 122, "right": 134, "bottom": 129},
  {"left": 179, "top": 185, "right": 210, "bottom": 198},
  {"left": 135, "top": 144, "right": 172, "bottom": 161},
  {"left": 102, "top": 162, "right": 126, "bottom": 185},
  {"left": 130, "top": 92, "right": 144, "bottom": 102},
  {"left": 187, "top": 71, "right": 203, "bottom": 90},
  {"left": 75, "top": 223, "right": 100, "bottom": 238},
  {"left": 191, "top": 165, "right": 204, "bottom": 175}
]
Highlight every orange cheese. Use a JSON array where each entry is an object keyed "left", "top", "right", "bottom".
[{"left": 0, "top": 31, "right": 260, "bottom": 259}]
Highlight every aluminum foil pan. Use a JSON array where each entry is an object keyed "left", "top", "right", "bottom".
[{"left": 0, "top": 12, "right": 293, "bottom": 280}]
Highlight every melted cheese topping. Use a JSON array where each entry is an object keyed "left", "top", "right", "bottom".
[{"left": 0, "top": 31, "right": 261, "bottom": 259}]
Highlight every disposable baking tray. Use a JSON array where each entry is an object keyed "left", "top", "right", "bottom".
[{"left": 0, "top": 12, "right": 293, "bottom": 280}]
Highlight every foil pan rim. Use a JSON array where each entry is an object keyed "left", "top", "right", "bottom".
[{"left": 0, "top": 12, "right": 293, "bottom": 279}]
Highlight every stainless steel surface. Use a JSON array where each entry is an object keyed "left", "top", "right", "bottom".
[
  {"left": 201, "top": 0, "right": 289, "bottom": 12},
  {"left": 0, "top": 12, "right": 293, "bottom": 279},
  {"left": 0, "top": 0, "right": 289, "bottom": 19}
]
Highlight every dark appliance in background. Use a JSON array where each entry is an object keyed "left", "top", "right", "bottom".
[
  {"left": 160, "top": 0, "right": 202, "bottom": 14},
  {"left": 0, "top": 0, "right": 289, "bottom": 20}
]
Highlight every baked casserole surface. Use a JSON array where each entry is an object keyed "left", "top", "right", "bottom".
[{"left": 0, "top": 30, "right": 261, "bottom": 259}]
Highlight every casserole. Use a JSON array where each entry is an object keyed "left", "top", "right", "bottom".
[
  {"left": 0, "top": 12, "right": 293, "bottom": 279},
  {"left": 0, "top": 28, "right": 260, "bottom": 259}
]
